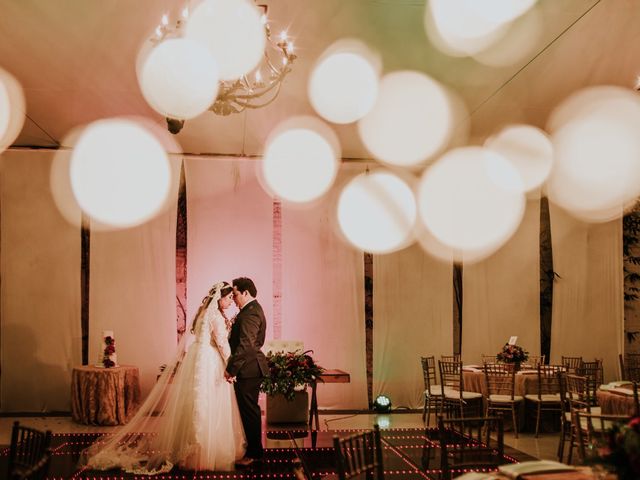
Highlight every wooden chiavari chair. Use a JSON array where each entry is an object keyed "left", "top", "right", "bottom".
[
  {"left": 484, "top": 363, "right": 523, "bottom": 438},
  {"left": 420, "top": 356, "right": 445, "bottom": 426},
  {"left": 439, "top": 360, "right": 483, "bottom": 419},
  {"left": 332, "top": 424, "right": 384, "bottom": 480},
  {"left": 561, "top": 356, "right": 583, "bottom": 375},
  {"left": 437, "top": 416, "right": 505, "bottom": 480},
  {"left": 524, "top": 365, "right": 564, "bottom": 437}
]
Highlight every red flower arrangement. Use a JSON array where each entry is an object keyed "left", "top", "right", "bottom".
[
  {"left": 585, "top": 416, "right": 640, "bottom": 479},
  {"left": 260, "top": 350, "right": 324, "bottom": 401},
  {"left": 103, "top": 336, "right": 116, "bottom": 368},
  {"left": 496, "top": 343, "right": 528, "bottom": 363}
]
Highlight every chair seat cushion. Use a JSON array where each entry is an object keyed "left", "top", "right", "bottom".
[
  {"left": 525, "top": 393, "right": 561, "bottom": 402},
  {"left": 425, "top": 385, "right": 448, "bottom": 396},
  {"left": 488, "top": 394, "right": 523, "bottom": 402},
  {"left": 445, "top": 390, "right": 483, "bottom": 400},
  {"left": 569, "top": 407, "right": 602, "bottom": 425}
]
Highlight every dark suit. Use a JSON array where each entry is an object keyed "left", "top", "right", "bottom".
[{"left": 227, "top": 300, "right": 268, "bottom": 459}]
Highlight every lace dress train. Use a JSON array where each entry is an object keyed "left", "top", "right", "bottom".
[{"left": 83, "top": 305, "right": 246, "bottom": 473}]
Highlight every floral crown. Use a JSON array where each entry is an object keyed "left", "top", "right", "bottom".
[{"left": 209, "top": 281, "right": 229, "bottom": 296}]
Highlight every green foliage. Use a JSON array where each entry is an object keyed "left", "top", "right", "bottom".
[
  {"left": 624, "top": 205, "right": 640, "bottom": 304},
  {"left": 260, "top": 350, "right": 325, "bottom": 401},
  {"left": 624, "top": 203, "right": 640, "bottom": 343}
]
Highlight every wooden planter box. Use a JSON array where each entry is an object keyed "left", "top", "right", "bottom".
[{"left": 266, "top": 391, "right": 309, "bottom": 424}]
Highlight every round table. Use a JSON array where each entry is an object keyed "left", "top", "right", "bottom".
[
  {"left": 462, "top": 369, "right": 541, "bottom": 396},
  {"left": 71, "top": 365, "right": 141, "bottom": 425},
  {"left": 596, "top": 389, "right": 637, "bottom": 416}
]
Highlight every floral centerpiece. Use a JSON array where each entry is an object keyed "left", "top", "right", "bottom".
[
  {"left": 261, "top": 350, "right": 324, "bottom": 401},
  {"left": 496, "top": 343, "right": 528, "bottom": 364},
  {"left": 585, "top": 416, "right": 640, "bottom": 479},
  {"left": 103, "top": 336, "right": 116, "bottom": 368}
]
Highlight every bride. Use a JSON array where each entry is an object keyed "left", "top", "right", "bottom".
[{"left": 82, "top": 281, "right": 247, "bottom": 474}]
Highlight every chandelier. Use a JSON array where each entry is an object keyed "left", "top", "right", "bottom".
[{"left": 152, "top": 3, "right": 296, "bottom": 133}]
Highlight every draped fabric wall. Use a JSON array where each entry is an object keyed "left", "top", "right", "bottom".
[
  {"left": 88, "top": 158, "right": 180, "bottom": 397},
  {"left": 462, "top": 197, "right": 541, "bottom": 364},
  {"left": 281, "top": 165, "right": 368, "bottom": 409},
  {"left": 184, "top": 158, "right": 274, "bottom": 332},
  {"left": 549, "top": 204, "right": 623, "bottom": 382},
  {"left": 0, "top": 150, "right": 81, "bottom": 411},
  {"left": 186, "top": 158, "right": 367, "bottom": 409},
  {"left": 373, "top": 243, "right": 453, "bottom": 409},
  {"left": 0, "top": 149, "right": 629, "bottom": 412}
]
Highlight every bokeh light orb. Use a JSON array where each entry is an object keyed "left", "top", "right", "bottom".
[
  {"left": 70, "top": 118, "right": 171, "bottom": 228},
  {"left": 418, "top": 147, "right": 525, "bottom": 260},
  {"left": 546, "top": 86, "right": 640, "bottom": 222},
  {"left": 358, "top": 71, "right": 455, "bottom": 168},
  {"left": 308, "top": 40, "right": 380, "bottom": 124},
  {"left": 337, "top": 170, "right": 417, "bottom": 253},
  {"left": 186, "top": 0, "right": 265, "bottom": 81},
  {"left": 425, "top": 0, "right": 510, "bottom": 57},
  {"left": 262, "top": 117, "right": 340, "bottom": 203},
  {"left": 465, "top": 0, "right": 537, "bottom": 25},
  {"left": 139, "top": 38, "right": 219, "bottom": 120},
  {"left": 0, "top": 68, "right": 25, "bottom": 153},
  {"left": 484, "top": 124, "right": 553, "bottom": 192},
  {"left": 471, "top": 6, "right": 541, "bottom": 67}
]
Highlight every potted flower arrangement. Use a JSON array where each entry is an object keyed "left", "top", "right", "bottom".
[
  {"left": 585, "top": 416, "right": 640, "bottom": 479},
  {"left": 261, "top": 350, "right": 324, "bottom": 424},
  {"left": 496, "top": 343, "right": 528, "bottom": 370}
]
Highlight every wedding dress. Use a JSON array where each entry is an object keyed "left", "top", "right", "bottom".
[{"left": 82, "top": 285, "right": 247, "bottom": 474}]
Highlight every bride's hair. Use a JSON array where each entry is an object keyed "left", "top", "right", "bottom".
[
  {"left": 218, "top": 283, "right": 233, "bottom": 301},
  {"left": 189, "top": 281, "right": 231, "bottom": 333}
]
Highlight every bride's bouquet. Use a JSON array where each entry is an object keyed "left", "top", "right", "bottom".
[{"left": 261, "top": 350, "right": 324, "bottom": 401}]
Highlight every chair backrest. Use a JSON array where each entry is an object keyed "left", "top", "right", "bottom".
[
  {"left": 525, "top": 354, "right": 545, "bottom": 369},
  {"left": 484, "top": 363, "right": 516, "bottom": 399},
  {"left": 11, "top": 448, "right": 52, "bottom": 480},
  {"left": 574, "top": 412, "right": 629, "bottom": 463},
  {"left": 441, "top": 354, "right": 461, "bottom": 362},
  {"left": 420, "top": 356, "right": 438, "bottom": 390},
  {"left": 437, "top": 416, "right": 505, "bottom": 480},
  {"left": 439, "top": 360, "right": 463, "bottom": 393},
  {"left": 535, "top": 365, "right": 562, "bottom": 397},
  {"left": 333, "top": 424, "right": 384, "bottom": 480},
  {"left": 580, "top": 359, "right": 603, "bottom": 402},
  {"left": 8, "top": 422, "right": 52, "bottom": 480},
  {"left": 481, "top": 354, "right": 497, "bottom": 365},
  {"left": 565, "top": 374, "right": 591, "bottom": 413},
  {"left": 561, "top": 356, "right": 583, "bottom": 374}
]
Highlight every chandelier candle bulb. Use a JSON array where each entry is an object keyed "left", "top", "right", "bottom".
[{"left": 144, "top": 0, "right": 296, "bottom": 120}]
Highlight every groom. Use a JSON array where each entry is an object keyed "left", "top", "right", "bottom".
[{"left": 225, "top": 277, "right": 268, "bottom": 467}]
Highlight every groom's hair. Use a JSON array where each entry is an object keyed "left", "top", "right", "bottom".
[{"left": 233, "top": 277, "right": 257, "bottom": 297}]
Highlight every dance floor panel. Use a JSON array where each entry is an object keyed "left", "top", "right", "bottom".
[{"left": 0, "top": 427, "right": 536, "bottom": 479}]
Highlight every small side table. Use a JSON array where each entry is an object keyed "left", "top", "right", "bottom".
[
  {"left": 71, "top": 365, "right": 141, "bottom": 425},
  {"left": 309, "top": 369, "right": 350, "bottom": 431}
]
